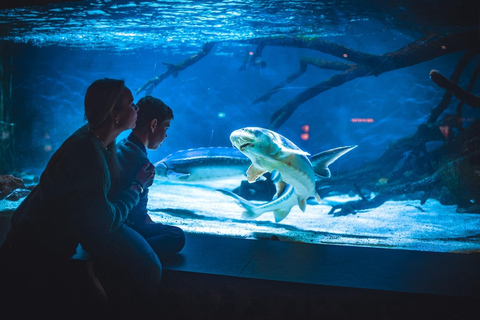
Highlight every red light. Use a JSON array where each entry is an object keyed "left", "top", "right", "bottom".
[
  {"left": 343, "top": 53, "right": 348, "bottom": 58},
  {"left": 300, "top": 133, "right": 309, "bottom": 141},
  {"left": 249, "top": 51, "right": 254, "bottom": 55},
  {"left": 301, "top": 124, "right": 310, "bottom": 132},
  {"left": 439, "top": 125, "right": 450, "bottom": 139},
  {"left": 351, "top": 118, "right": 374, "bottom": 123}
]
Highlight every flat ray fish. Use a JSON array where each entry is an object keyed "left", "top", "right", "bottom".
[{"left": 227, "top": 127, "right": 356, "bottom": 222}]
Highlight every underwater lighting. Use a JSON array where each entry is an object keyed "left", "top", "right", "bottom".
[
  {"left": 351, "top": 118, "right": 374, "bottom": 123},
  {"left": 300, "top": 124, "right": 310, "bottom": 140}
]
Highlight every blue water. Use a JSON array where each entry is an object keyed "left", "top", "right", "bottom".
[
  {"left": 0, "top": 0, "right": 445, "bottom": 51},
  {"left": 2, "top": 0, "right": 477, "bottom": 172},
  {"left": 1, "top": 0, "right": 479, "bottom": 251}
]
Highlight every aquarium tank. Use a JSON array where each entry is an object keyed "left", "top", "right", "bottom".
[{"left": 1, "top": 0, "right": 479, "bottom": 253}]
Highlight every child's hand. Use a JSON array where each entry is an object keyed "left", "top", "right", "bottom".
[{"left": 135, "top": 162, "right": 155, "bottom": 189}]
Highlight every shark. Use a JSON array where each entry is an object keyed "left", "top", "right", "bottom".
[
  {"left": 154, "top": 147, "right": 251, "bottom": 182},
  {"left": 226, "top": 127, "right": 356, "bottom": 222}
]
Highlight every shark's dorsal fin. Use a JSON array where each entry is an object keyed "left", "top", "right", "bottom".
[
  {"left": 310, "top": 145, "right": 357, "bottom": 178},
  {"left": 246, "top": 164, "right": 267, "bottom": 183}
]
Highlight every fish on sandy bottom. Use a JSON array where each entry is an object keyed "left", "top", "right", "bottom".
[
  {"left": 154, "top": 147, "right": 251, "bottom": 182},
  {"left": 224, "top": 127, "right": 356, "bottom": 222}
]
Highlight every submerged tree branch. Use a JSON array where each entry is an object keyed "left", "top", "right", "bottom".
[
  {"left": 457, "top": 60, "right": 480, "bottom": 122},
  {"left": 136, "top": 42, "right": 215, "bottom": 95},
  {"left": 430, "top": 69, "right": 480, "bottom": 108},
  {"left": 253, "top": 57, "right": 353, "bottom": 104},
  {"left": 428, "top": 49, "right": 480, "bottom": 124},
  {"left": 262, "top": 30, "right": 480, "bottom": 129},
  {"left": 238, "top": 36, "right": 382, "bottom": 66},
  {"left": 327, "top": 171, "right": 442, "bottom": 216}
]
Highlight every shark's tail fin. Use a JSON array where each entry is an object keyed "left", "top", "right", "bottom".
[
  {"left": 216, "top": 189, "right": 264, "bottom": 219},
  {"left": 310, "top": 145, "right": 357, "bottom": 178}
]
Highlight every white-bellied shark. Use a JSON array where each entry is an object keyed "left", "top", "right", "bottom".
[
  {"left": 227, "top": 127, "right": 356, "bottom": 222},
  {"left": 154, "top": 147, "right": 251, "bottom": 182}
]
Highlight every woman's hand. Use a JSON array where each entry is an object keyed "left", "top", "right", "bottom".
[{"left": 134, "top": 162, "right": 155, "bottom": 189}]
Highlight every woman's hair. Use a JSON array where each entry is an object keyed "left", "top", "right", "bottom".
[
  {"left": 134, "top": 95, "right": 174, "bottom": 131},
  {"left": 84, "top": 78, "right": 126, "bottom": 192},
  {"left": 84, "top": 78, "right": 126, "bottom": 129}
]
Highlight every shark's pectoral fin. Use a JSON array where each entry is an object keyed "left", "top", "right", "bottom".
[
  {"left": 298, "top": 198, "right": 307, "bottom": 212},
  {"left": 247, "top": 164, "right": 267, "bottom": 183},
  {"left": 315, "top": 193, "right": 321, "bottom": 204},
  {"left": 274, "top": 208, "right": 291, "bottom": 222},
  {"left": 273, "top": 180, "right": 287, "bottom": 200},
  {"left": 167, "top": 170, "right": 191, "bottom": 180}
]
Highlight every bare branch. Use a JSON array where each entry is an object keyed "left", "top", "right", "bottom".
[
  {"left": 267, "top": 30, "right": 480, "bottom": 129},
  {"left": 136, "top": 42, "right": 215, "bottom": 95},
  {"left": 430, "top": 69, "right": 480, "bottom": 108},
  {"left": 427, "top": 49, "right": 480, "bottom": 124},
  {"left": 253, "top": 57, "right": 353, "bottom": 104}
]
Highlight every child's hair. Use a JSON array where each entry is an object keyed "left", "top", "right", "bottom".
[{"left": 135, "top": 96, "right": 174, "bottom": 131}]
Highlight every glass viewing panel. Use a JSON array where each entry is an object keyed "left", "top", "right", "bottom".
[{"left": 1, "top": 0, "right": 479, "bottom": 253}]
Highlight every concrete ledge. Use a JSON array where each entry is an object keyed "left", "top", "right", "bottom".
[
  {"left": 156, "top": 233, "right": 480, "bottom": 319},
  {"left": 157, "top": 269, "right": 477, "bottom": 320},
  {"left": 2, "top": 217, "right": 479, "bottom": 318},
  {"left": 163, "top": 233, "right": 480, "bottom": 298}
]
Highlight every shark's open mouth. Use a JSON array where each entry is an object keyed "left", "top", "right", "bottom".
[{"left": 240, "top": 143, "right": 254, "bottom": 151}]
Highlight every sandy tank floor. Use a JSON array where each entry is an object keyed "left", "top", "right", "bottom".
[{"left": 147, "top": 179, "right": 480, "bottom": 253}]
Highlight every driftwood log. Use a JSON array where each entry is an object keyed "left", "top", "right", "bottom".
[
  {"left": 430, "top": 69, "right": 480, "bottom": 109},
  {"left": 239, "top": 30, "right": 480, "bottom": 130},
  {"left": 321, "top": 62, "right": 480, "bottom": 215},
  {"left": 134, "top": 31, "right": 480, "bottom": 214}
]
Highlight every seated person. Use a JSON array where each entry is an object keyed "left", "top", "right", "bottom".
[
  {"left": 117, "top": 95, "right": 185, "bottom": 259},
  {"left": 0, "top": 79, "right": 159, "bottom": 318}
]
